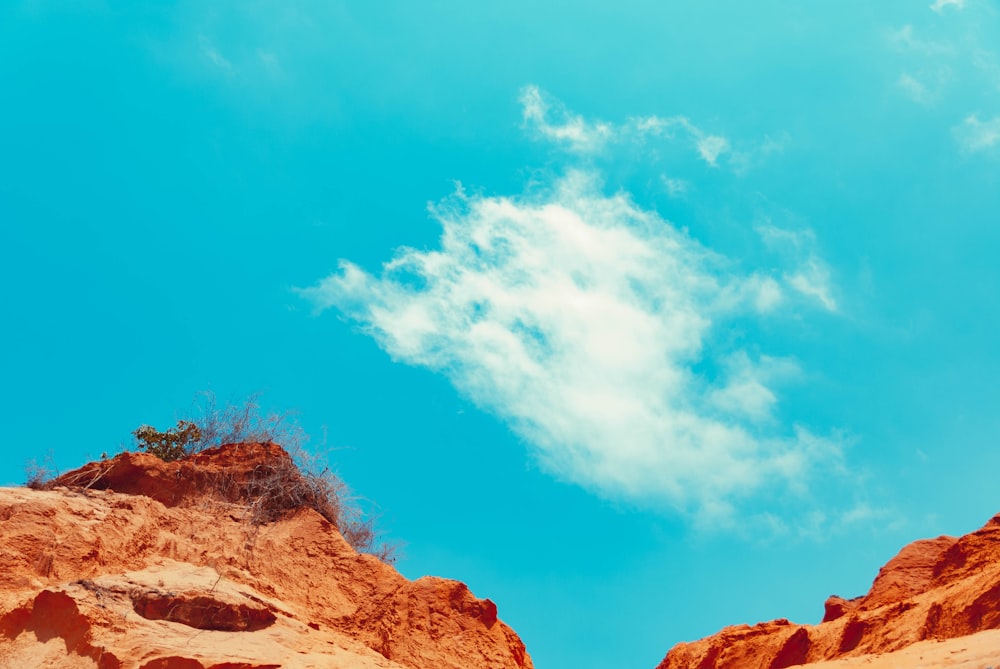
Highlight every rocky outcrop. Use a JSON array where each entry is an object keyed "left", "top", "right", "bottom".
[
  {"left": 657, "top": 514, "right": 1000, "bottom": 668},
  {"left": 0, "top": 444, "right": 532, "bottom": 669}
]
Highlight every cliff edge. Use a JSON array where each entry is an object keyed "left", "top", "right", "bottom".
[{"left": 0, "top": 443, "right": 532, "bottom": 669}]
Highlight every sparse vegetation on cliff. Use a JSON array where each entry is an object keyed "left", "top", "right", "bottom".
[
  {"left": 24, "top": 455, "right": 57, "bottom": 491},
  {"left": 140, "top": 394, "right": 396, "bottom": 563},
  {"left": 27, "top": 393, "right": 397, "bottom": 563},
  {"left": 134, "top": 392, "right": 307, "bottom": 460}
]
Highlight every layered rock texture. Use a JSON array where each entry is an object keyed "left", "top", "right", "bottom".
[
  {"left": 0, "top": 444, "right": 532, "bottom": 669},
  {"left": 658, "top": 513, "right": 1000, "bottom": 669}
]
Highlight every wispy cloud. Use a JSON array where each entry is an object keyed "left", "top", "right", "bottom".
[
  {"left": 888, "top": 25, "right": 953, "bottom": 56},
  {"left": 930, "top": 0, "right": 964, "bottom": 13},
  {"left": 661, "top": 175, "right": 690, "bottom": 198},
  {"left": 888, "top": 8, "right": 1000, "bottom": 152},
  {"left": 199, "top": 36, "right": 235, "bottom": 74},
  {"left": 629, "top": 115, "right": 732, "bottom": 168},
  {"left": 953, "top": 114, "right": 1000, "bottom": 152},
  {"left": 696, "top": 134, "right": 730, "bottom": 167},
  {"left": 520, "top": 86, "right": 613, "bottom": 153},
  {"left": 707, "top": 353, "right": 799, "bottom": 424},
  {"left": 756, "top": 224, "right": 838, "bottom": 312},
  {"left": 898, "top": 73, "right": 933, "bottom": 104},
  {"left": 788, "top": 259, "right": 838, "bottom": 312},
  {"left": 300, "top": 171, "right": 844, "bottom": 524},
  {"left": 972, "top": 48, "right": 1000, "bottom": 91},
  {"left": 897, "top": 67, "right": 953, "bottom": 105},
  {"left": 729, "top": 134, "right": 789, "bottom": 175},
  {"left": 256, "top": 49, "right": 283, "bottom": 76},
  {"left": 520, "top": 85, "right": 735, "bottom": 168}
]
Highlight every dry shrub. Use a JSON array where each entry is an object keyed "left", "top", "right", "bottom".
[
  {"left": 53, "top": 459, "right": 116, "bottom": 491},
  {"left": 131, "top": 393, "right": 397, "bottom": 563},
  {"left": 130, "top": 392, "right": 305, "bottom": 461},
  {"left": 234, "top": 447, "right": 397, "bottom": 564},
  {"left": 24, "top": 454, "right": 58, "bottom": 490},
  {"left": 187, "top": 391, "right": 305, "bottom": 454}
]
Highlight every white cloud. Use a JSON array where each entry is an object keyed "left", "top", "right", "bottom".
[
  {"left": 756, "top": 224, "right": 838, "bottom": 311},
  {"left": 729, "top": 134, "right": 790, "bottom": 174},
  {"left": 520, "top": 86, "right": 613, "bottom": 153},
  {"left": 708, "top": 353, "right": 799, "bottom": 424},
  {"left": 520, "top": 85, "right": 734, "bottom": 168},
  {"left": 749, "top": 275, "right": 784, "bottom": 312},
  {"left": 632, "top": 115, "right": 731, "bottom": 167},
  {"left": 953, "top": 114, "right": 1000, "bottom": 152},
  {"left": 299, "top": 172, "right": 844, "bottom": 521},
  {"left": 897, "top": 66, "right": 953, "bottom": 105},
  {"left": 972, "top": 49, "right": 1000, "bottom": 91},
  {"left": 696, "top": 134, "right": 730, "bottom": 167},
  {"left": 888, "top": 25, "right": 952, "bottom": 56},
  {"left": 661, "top": 176, "right": 690, "bottom": 198},
  {"left": 199, "top": 36, "right": 234, "bottom": 73},
  {"left": 930, "top": 0, "right": 964, "bottom": 13},
  {"left": 788, "top": 258, "right": 838, "bottom": 312},
  {"left": 898, "top": 73, "right": 933, "bottom": 104},
  {"left": 256, "top": 49, "right": 283, "bottom": 76}
]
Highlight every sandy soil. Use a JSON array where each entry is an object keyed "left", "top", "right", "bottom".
[{"left": 808, "top": 629, "right": 1000, "bottom": 668}]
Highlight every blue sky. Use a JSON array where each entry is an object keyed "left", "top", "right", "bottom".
[{"left": 3, "top": 1, "right": 1000, "bottom": 667}]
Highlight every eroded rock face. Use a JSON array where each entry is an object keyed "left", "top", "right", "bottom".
[
  {"left": 129, "top": 589, "right": 277, "bottom": 632},
  {"left": 657, "top": 514, "right": 1000, "bottom": 669},
  {"left": 48, "top": 443, "right": 300, "bottom": 511},
  {"left": 0, "top": 444, "right": 532, "bottom": 669}
]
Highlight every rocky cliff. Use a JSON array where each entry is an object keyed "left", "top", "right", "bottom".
[
  {"left": 658, "top": 513, "right": 1000, "bottom": 669},
  {"left": 0, "top": 443, "right": 532, "bottom": 669}
]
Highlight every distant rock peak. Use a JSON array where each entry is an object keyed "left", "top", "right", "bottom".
[{"left": 657, "top": 514, "right": 1000, "bottom": 669}]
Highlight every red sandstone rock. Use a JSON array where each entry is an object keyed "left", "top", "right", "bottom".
[
  {"left": 0, "top": 444, "right": 532, "bottom": 669},
  {"left": 657, "top": 514, "right": 1000, "bottom": 669}
]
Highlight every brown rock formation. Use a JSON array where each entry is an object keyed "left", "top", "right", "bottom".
[
  {"left": 657, "top": 514, "right": 1000, "bottom": 669},
  {"left": 0, "top": 444, "right": 532, "bottom": 669}
]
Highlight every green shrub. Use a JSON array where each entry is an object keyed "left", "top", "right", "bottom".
[{"left": 132, "top": 420, "right": 201, "bottom": 462}]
